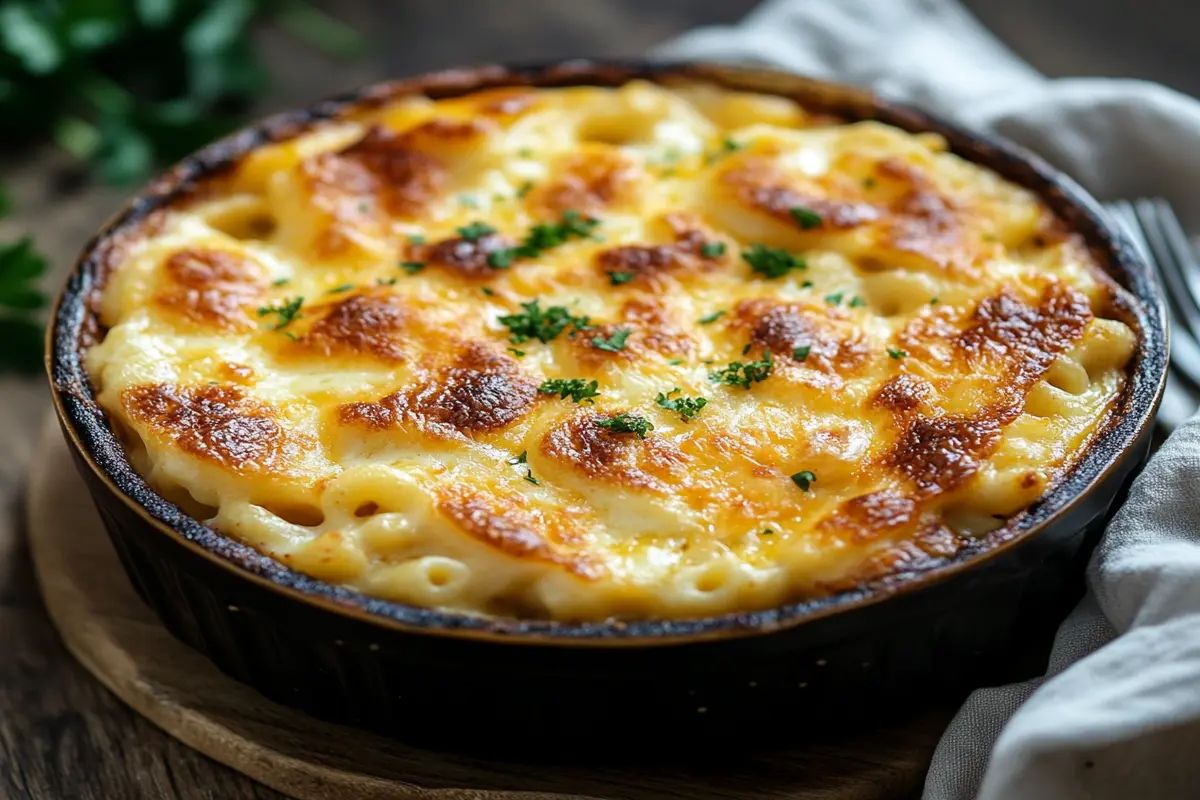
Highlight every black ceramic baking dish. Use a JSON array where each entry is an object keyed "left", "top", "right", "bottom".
[{"left": 48, "top": 59, "right": 1168, "bottom": 753}]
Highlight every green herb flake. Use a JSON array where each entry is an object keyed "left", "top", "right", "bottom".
[
  {"left": 591, "top": 327, "right": 631, "bottom": 352},
  {"left": 887, "top": 347, "right": 907, "bottom": 359},
  {"left": 595, "top": 413, "right": 654, "bottom": 439},
  {"left": 930, "top": 296, "right": 940, "bottom": 305},
  {"left": 862, "top": 177, "right": 877, "bottom": 188},
  {"left": 481, "top": 286, "right": 496, "bottom": 297},
  {"left": 508, "top": 451, "right": 528, "bottom": 465},
  {"left": 257, "top": 296, "right": 304, "bottom": 332},
  {"left": 457, "top": 220, "right": 497, "bottom": 241},
  {"left": 485, "top": 209, "right": 601, "bottom": 269},
  {"left": 700, "top": 241, "right": 726, "bottom": 258},
  {"left": 516, "top": 180, "right": 535, "bottom": 198},
  {"left": 791, "top": 470, "right": 816, "bottom": 491},
  {"left": 523, "top": 470, "right": 539, "bottom": 485},
  {"left": 655, "top": 387, "right": 708, "bottom": 422},
  {"left": 742, "top": 244, "right": 806, "bottom": 279},
  {"left": 824, "top": 291, "right": 844, "bottom": 306},
  {"left": 508, "top": 348, "right": 526, "bottom": 357},
  {"left": 498, "top": 299, "right": 591, "bottom": 344},
  {"left": 400, "top": 261, "right": 426, "bottom": 275},
  {"left": 792, "top": 344, "right": 812, "bottom": 361},
  {"left": 761, "top": 528, "right": 774, "bottom": 536},
  {"left": 270, "top": 277, "right": 290, "bottom": 287},
  {"left": 538, "top": 378, "right": 600, "bottom": 404},
  {"left": 709, "top": 350, "right": 773, "bottom": 389},
  {"left": 849, "top": 295, "right": 867, "bottom": 308},
  {"left": 789, "top": 206, "right": 823, "bottom": 230},
  {"left": 607, "top": 270, "right": 635, "bottom": 286},
  {"left": 408, "top": 234, "right": 426, "bottom": 245},
  {"left": 667, "top": 358, "right": 684, "bottom": 366},
  {"left": 376, "top": 277, "right": 397, "bottom": 286},
  {"left": 698, "top": 310, "right": 726, "bottom": 325},
  {"left": 326, "top": 283, "right": 353, "bottom": 294},
  {"left": 459, "top": 194, "right": 479, "bottom": 208}
]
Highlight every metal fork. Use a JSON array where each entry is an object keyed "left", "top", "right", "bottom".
[{"left": 1104, "top": 198, "right": 1200, "bottom": 433}]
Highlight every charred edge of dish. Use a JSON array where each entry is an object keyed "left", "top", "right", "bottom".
[{"left": 48, "top": 59, "right": 1167, "bottom": 638}]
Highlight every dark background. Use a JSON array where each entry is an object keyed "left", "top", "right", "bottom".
[{"left": 3, "top": 2, "right": 1197, "bottom": 799}]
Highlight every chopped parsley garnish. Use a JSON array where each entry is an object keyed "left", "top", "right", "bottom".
[
  {"left": 887, "top": 347, "right": 908, "bottom": 359},
  {"left": 516, "top": 180, "right": 535, "bottom": 198},
  {"left": 792, "top": 344, "right": 812, "bottom": 361},
  {"left": 607, "top": 270, "right": 635, "bottom": 286},
  {"left": 742, "top": 244, "right": 806, "bottom": 279},
  {"left": 400, "top": 261, "right": 425, "bottom": 275},
  {"left": 667, "top": 358, "right": 684, "bottom": 365},
  {"left": 508, "top": 348, "right": 526, "bottom": 357},
  {"left": 408, "top": 234, "right": 426, "bottom": 245},
  {"left": 591, "top": 327, "right": 631, "bottom": 352},
  {"left": 706, "top": 137, "right": 743, "bottom": 163},
  {"left": 271, "top": 277, "right": 290, "bottom": 287},
  {"left": 257, "top": 296, "right": 304, "bottom": 332},
  {"left": 507, "top": 450, "right": 538, "bottom": 484},
  {"left": 742, "top": 344, "right": 752, "bottom": 355},
  {"left": 457, "top": 221, "right": 497, "bottom": 241},
  {"left": 596, "top": 413, "right": 654, "bottom": 439},
  {"left": 357, "top": 201, "right": 371, "bottom": 213},
  {"left": 481, "top": 286, "right": 496, "bottom": 297},
  {"left": 802, "top": 280, "right": 815, "bottom": 288},
  {"left": 789, "top": 206, "right": 823, "bottom": 230},
  {"left": 656, "top": 388, "right": 708, "bottom": 421},
  {"left": 862, "top": 177, "right": 877, "bottom": 189},
  {"left": 709, "top": 350, "right": 773, "bottom": 389},
  {"left": 930, "top": 296, "right": 940, "bottom": 305},
  {"left": 762, "top": 528, "right": 774, "bottom": 536},
  {"left": 376, "top": 277, "right": 398, "bottom": 286},
  {"left": 538, "top": 378, "right": 600, "bottom": 404},
  {"left": 791, "top": 470, "right": 816, "bottom": 491},
  {"left": 459, "top": 194, "right": 479, "bottom": 208},
  {"left": 486, "top": 209, "right": 601, "bottom": 269},
  {"left": 849, "top": 295, "right": 867, "bottom": 308},
  {"left": 518, "top": 147, "right": 534, "bottom": 158},
  {"left": 326, "top": 283, "right": 353, "bottom": 294},
  {"left": 824, "top": 291, "right": 844, "bottom": 305},
  {"left": 498, "top": 299, "right": 591, "bottom": 344},
  {"left": 700, "top": 241, "right": 726, "bottom": 258},
  {"left": 698, "top": 310, "right": 726, "bottom": 324}
]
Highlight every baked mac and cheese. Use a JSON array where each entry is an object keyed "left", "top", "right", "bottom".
[{"left": 85, "top": 80, "right": 1137, "bottom": 620}]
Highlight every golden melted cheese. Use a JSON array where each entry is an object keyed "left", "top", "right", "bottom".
[{"left": 85, "top": 80, "right": 1138, "bottom": 621}]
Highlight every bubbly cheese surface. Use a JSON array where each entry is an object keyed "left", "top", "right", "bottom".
[{"left": 86, "top": 80, "right": 1138, "bottom": 621}]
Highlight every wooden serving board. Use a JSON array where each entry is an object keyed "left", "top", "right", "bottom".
[{"left": 28, "top": 413, "right": 950, "bottom": 800}]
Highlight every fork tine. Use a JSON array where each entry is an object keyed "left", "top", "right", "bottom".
[
  {"left": 1149, "top": 198, "right": 1200, "bottom": 310},
  {"left": 1104, "top": 200, "right": 1200, "bottom": 427},
  {"left": 1133, "top": 198, "right": 1200, "bottom": 337}
]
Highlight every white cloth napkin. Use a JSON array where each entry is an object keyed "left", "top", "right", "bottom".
[{"left": 654, "top": 2, "right": 1200, "bottom": 798}]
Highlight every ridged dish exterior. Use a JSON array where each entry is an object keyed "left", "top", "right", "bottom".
[{"left": 48, "top": 60, "right": 1167, "bottom": 746}]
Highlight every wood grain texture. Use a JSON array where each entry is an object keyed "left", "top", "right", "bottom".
[{"left": 26, "top": 413, "right": 947, "bottom": 800}]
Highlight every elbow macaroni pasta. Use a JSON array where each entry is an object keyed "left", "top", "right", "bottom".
[{"left": 85, "top": 80, "right": 1138, "bottom": 621}]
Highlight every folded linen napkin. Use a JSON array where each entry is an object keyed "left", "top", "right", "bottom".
[{"left": 654, "top": 2, "right": 1200, "bottom": 798}]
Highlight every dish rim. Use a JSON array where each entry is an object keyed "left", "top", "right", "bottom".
[{"left": 46, "top": 57, "right": 1169, "bottom": 646}]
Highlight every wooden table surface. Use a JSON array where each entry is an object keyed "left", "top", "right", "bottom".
[{"left": 1, "top": 1, "right": 1193, "bottom": 797}]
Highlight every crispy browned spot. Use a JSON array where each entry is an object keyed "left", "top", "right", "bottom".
[
  {"left": 876, "top": 159, "right": 971, "bottom": 268},
  {"left": 540, "top": 411, "right": 685, "bottom": 492},
  {"left": 819, "top": 518, "right": 962, "bottom": 593},
  {"left": 537, "top": 150, "right": 635, "bottom": 215},
  {"left": 572, "top": 299, "right": 692, "bottom": 366},
  {"left": 412, "top": 233, "right": 513, "bottom": 280},
  {"left": 296, "top": 294, "right": 408, "bottom": 362},
  {"left": 724, "top": 158, "right": 879, "bottom": 230},
  {"left": 339, "top": 344, "right": 537, "bottom": 438},
  {"left": 872, "top": 374, "right": 934, "bottom": 414},
  {"left": 437, "top": 487, "right": 603, "bottom": 579},
  {"left": 957, "top": 282, "right": 1093, "bottom": 393},
  {"left": 885, "top": 412, "right": 1007, "bottom": 496},
  {"left": 818, "top": 491, "right": 917, "bottom": 543},
  {"left": 735, "top": 299, "right": 870, "bottom": 374},
  {"left": 323, "top": 125, "right": 447, "bottom": 218},
  {"left": 594, "top": 213, "right": 723, "bottom": 287},
  {"left": 123, "top": 383, "right": 304, "bottom": 475},
  {"left": 155, "top": 249, "right": 264, "bottom": 330}
]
